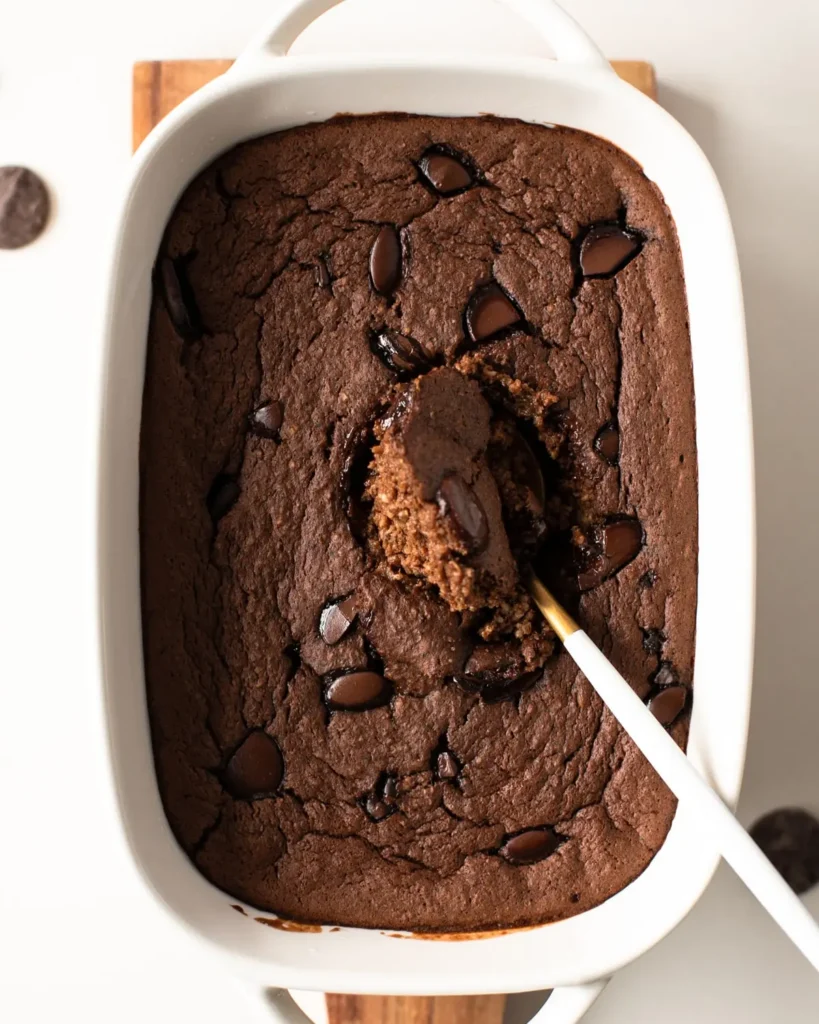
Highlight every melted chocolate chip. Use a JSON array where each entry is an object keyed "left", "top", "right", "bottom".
[
  {"left": 319, "top": 596, "right": 358, "bottom": 646},
  {"left": 507, "top": 429, "right": 546, "bottom": 512},
  {"left": 382, "top": 776, "right": 398, "bottom": 801},
  {"left": 224, "top": 731, "right": 283, "bottom": 799},
  {"left": 419, "top": 149, "right": 474, "bottom": 195},
  {"left": 250, "top": 400, "right": 283, "bottom": 439},
  {"left": 579, "top": 224, "right": 641, "bottom": 278},
  {"left": 325, "top": 671, "right": 391, "bottom": 711},
  {"left": 0, "top": 166, "right": 50, "bottom": 249},
  {"left": 465, "top": 283, "right": 522, "bottom": 343},
  {"left": 158, "top": 256, "right": 203, "bottom": 341},
  {"left": 207, "top": 474, "right": 240, "bottom": 522},
  {"left": 594, "top": 423, "right": 620, "bottom": 465},
  {"left": 501, "top": 828, "right": 563, "bottom": 865},
  {"left": 315, "top": 257, "right": 331, "bottom": 289},
  {"left": 436, "top": 473, "right": 489, "bottom": 552},
  {"left": 648, "top": 685, "right": 688, "bottom": 726},
  {"left": 371, "top": 329, "right": 431, "bottom": 378},
  {"left": 363, "top": 773, "right": 399, "bottom": 821},
  {"left": 365, "top": 797, "right": 391, "bottom": 821},
  {"left": 577, "top": 518, "right": 644, "bottom": 591},
  {"left": 453, "top": 669, "right": 540, "bottom": 704},
  {"left": 641, "top": 628, "right": 666, "bottom": 656},
  {"left": 652, "top": 661, "right": 679, "bottom": 688},
  {"left": 369, "top": 225, "right": 402, "bottom": 296},
  {"left": 436, "top": 751, "right": 460, "bottom": 781},
  {"left": 750, "top": 809, "right": 819, "bottom": 895}
]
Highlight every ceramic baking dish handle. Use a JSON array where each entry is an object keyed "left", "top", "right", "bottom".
[
  {"left": 233, "top": 0, "right": 611, "bottom": 70},
  {"left": 241, "top": 982, "right": 609, "bottom": 1024}
]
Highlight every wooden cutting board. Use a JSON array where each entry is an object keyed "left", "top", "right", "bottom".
[{"left": 132, "top": 55, "right": 655, "bottom": 1024}]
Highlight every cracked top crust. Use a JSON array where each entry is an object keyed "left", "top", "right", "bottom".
[{"left": 140, "top": 114, "right": 697, "bottom": 931}]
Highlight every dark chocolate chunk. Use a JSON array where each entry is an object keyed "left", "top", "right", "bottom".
[
  {"left": 577, "top": 518, "right": 644, "bottom": 591},
  {"left": 315, "top": 257, "right": 331, "bottom": 289},
  {"left": 369, "top": 225, "right": 402, "bottom": 296},
  {"left": 465, "top": 283, "right": 522, "bottom": 343},
  {"left": 371, "top": 329, "right": 431, "bottom": 377},
  {"left": 501, "top": 828, "right": 563, "bottom": 865},
  {"left": 224, "top": 731, "right": 283, "bottom": 799},
  {"left": 453, "top": 669, "right": 540, "bottom": 704},
  {"left": 419, "top": 149, "right": 474, "bottom": 195},
  {"left": 639, "top": 569, "right": 658, "bottom": 589},
  {"left": 382, "top": 776, "right": 398, "bottom": 801},
  {"left": 325, "top": 671, "right": 391, "bottom": 711},
  {"left": 365, "top": 797, "right": 391, "bottom": 821},
  {"left": 0, "top": 166, "right": 50, "bottom": 249},
  {"left": 207, "top": 474, "right": 240, "bottom": 522},
  {"left": 580, "top": 224, "right": 641, "bottom": 278},
  {"left": 648, "top": 685, "right": 687, "bottom": 726},
  {"left": 319, "top": 596, "right": 358, "bottom": 646},
  {"left": 436, "top": 474, "right": 489, "bottom": 552},
  {"left": 594, "top": 423, "right": 620, "bottom": 465},
  {"left": 436, "top": 751, "right": 460, "bottom": 780},
  {"left": 250, "top": 400, "right": 283, "bottom": 439},
  {"left": 158, "top": 256, "right": 203, "bottom": 341},
  {"left": 750, "top": 809, "right": 819, "bottom": 895},
  {"left": 641, "top": 628, "right": 666, "bottom": 656}
]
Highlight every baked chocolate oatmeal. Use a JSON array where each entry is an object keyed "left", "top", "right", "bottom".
[{"left": 140, "top": 114, "right": 696, "bottom": 931}]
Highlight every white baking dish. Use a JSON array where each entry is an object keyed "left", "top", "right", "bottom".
[{"left": 97, "top": 1, "right": 755, "bottom": 1021}]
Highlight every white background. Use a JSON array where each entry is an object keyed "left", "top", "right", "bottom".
[{"left": 1, "top": 0, "right": 819, "bottom": 1020}]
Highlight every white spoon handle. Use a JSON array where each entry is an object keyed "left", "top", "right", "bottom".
[{"left": 565, "top": 630, "right": 819, "bottom": 974}]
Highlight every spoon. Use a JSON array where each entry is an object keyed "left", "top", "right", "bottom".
[{"left": 528, "top": 571, "right": 819, "bottom": 973}]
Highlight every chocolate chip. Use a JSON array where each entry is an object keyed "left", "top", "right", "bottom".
[
  {"left": 224, "top": 731, "right": 283, "bottom": 799},
  {"left": 315, "top": 257, "right": 331, "bottom": 289},
  {"left": 507, "top": 429, "right": 546, "bottom": 512},
  {"left": 579, "top": 224, "right": 641, "bottom": 278},
  {"left": 594, "top": 423, "right": 620, "bottom": 465},
  {"left": 436, "top": 751, "right": 460, "bottom": 780},
  {"left": 652, "top": 661, "right": 678, "bottom": 688},
  {"left": 648, "top": 685, "right": 687, "bottom": 726},
  {"left": 0, "top": 166, "right": 50, "bottom": 249},
  {"left": 419, "top": 149, "right": 474, "bottom": 195},
  {"left": 641, "top": 628, "right": 666, "bottom": 656},
  {"left": 250, "top": 400, "right": 283, "bottom": 439},
  {"left": 371, "top": 329, "right": 431, "bottom": 378},
  {"left": 158, "top": 256, "right": 203, "bottom": 341},
  {"left": 207, "top": 474, "right": 240, "bottom": 522},
  {"left": 639, "top": 569, "right": 658, "bottom": 589},
  {"left": 750, "top": 809, "right": 819, "bottom": 895},
  {"left": 501, "top": 828, "right": 563, "bottom": 865},
  {"left": 319, "top": 596, "right": 358, "bottom": 645},
  {"left": 436, "top": 474, "right": 489, "bottom": 552},
  {"left": 453, "top": 669, "right": 540, "bottom": 704},
  {"left": 577, "top": 518, "right": 644, "bottom": 591},
  {"left": 382, "top": 776, "right": 398, "bottom": 801},
  {"left": 325, "top": 671, "right": 391, "bottom": 711},
  {"left": 465, "top": 283, "right": 522, "bottom": 343},
  {"left": 365, "top": 797, "right": 391, "bottom": 821},
  {"left": 369, "top": 225, "right": 402, "bottom": 296}
]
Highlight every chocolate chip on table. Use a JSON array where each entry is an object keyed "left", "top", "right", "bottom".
[
  {"left": 369, "top": 225, "right": 402, "bottom": 296},
  {"left": 642, "top": 628, "right": 666, "bottom": 656},
  {"left": 436, "top": 473, "right": 490, "bottom": 552},
  {"left": 319, "top": 596, "right": 359, "bottom": 646},
  {"left": 224, "top": 731, "right": 284, "bottom": 799},
  {"left": 465, "top": 283, "right": 523, "bottom": 343},
  {"left": 577, "top": 518, "right": 644, "bottom": 591},
  {"left": 250, "top": 400, "right": 283, "bottom": 440},
  {"left": 158, "top": 256, "right": 203, "bottom": 341},
  {"left": 594, "top": 423, "right": 620, "bottom": 465},
  {"left": 419, "top": 148, "right": 474, "bottom": 195},
  {"left": 579, "top": 224, "right": 642, "bottom": 278},
  {"left": 325, "top": 671, "right": 392, "bottom": 711},
  {"left": 207, "top": 474, "right": 240, "bottom": 522},
  {"left": 315, "top": 257, "right": 331, "bottom": 289},
  {"left": 0, "top": 166, "right": 50, "bottom": 249},
  {"left": 750, "top": 809, "right": 819, "bottom": 895},
  {"left": 436, "top": 751, "right": 460, "bottom": 780},
  {"left": 648, "top": 685, "right": 687, "bottom": 727},
  {"left": 371, "top": 329, "right": 431, "bottom": 378},
  {"left": 501, "top": 828, "right": 563, "bottom": 865}
]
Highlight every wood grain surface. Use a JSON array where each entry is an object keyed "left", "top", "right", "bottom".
[{"left": 132, "top": 53, "right": 655, "bottom": 1024}]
